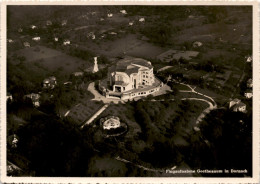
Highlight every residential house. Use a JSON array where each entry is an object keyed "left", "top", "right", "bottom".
[
  {"left": 193, "top": 41, "right": 203, "bottom": 48},
  {"left": 229, "top": 99, "right": 246, "bottom": 113},
  {"left": 129, "top": 21, "right": 134, "bottom": 26},
  {"left": 24, "top": 93, "right": 40, "bottom": 107},
  {"left": 139, "top": 17, "right": 145, "bottom": 22},
  {"left": 31, "top": 25, "right": 37, "bottom": 29},
  {"left": 43, "top": 76, "right": 57, "bottom": 89},
  {"left": 61, "top": 20, "right": 67, "bottom": 26},
  {"left": 46, "top": 20, "right": 52, "bottom": 26},
  {"left": 244, "top": 90, "right": 253, "bottom": 99},
  {"left": 246, "top": 55, "right": 252, "bottom": 63},
  {"left": 72, "top": 72, "right": 84, "bottom": 77},
  {"left": 120, "top": 10, "right": 127, "bottom": 14},
  {"left": 32, "top": 37, "right": 40, "bottom": 41},
  {"left": 63, "top": 40, "right": 70, "bottom": 45},
  {"left": 107, "top": 13, "right": 113, "bottom": 17}
]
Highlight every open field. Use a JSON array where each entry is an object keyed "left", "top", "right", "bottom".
[{"left": 12, "top": 45, "right": 92, "bottom": 76}]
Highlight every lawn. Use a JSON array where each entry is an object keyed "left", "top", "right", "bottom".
[{"left": 13, "top": 45, "right": 92, "bottom": 77}]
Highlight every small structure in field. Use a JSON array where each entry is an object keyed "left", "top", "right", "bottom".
[
  {"left": 7, "top": 39, "right": 14, "bottom": 43},
  {"left": 139, "top": 17, "right": 145, "bottom": 22},
  {"left": 120, "top": 10, "right": 127, "bottom": 14},
  {"left": 43, "top": 76, "right": 57, "bottom": 89},
  {"left": 193, "top": 41, "right": 203, "bottom": 48},
  {"left": 54, "top": 37, "right": 59, "bottom": 42},
  {"left": 24, "top": 93, "right": 40, "bottom": 107},
  {"left": 32, "top": 37, "right": 40, "bottom": 41},
  {"left": 129, "top": 21, "right": 134, "bottom": 26},
  {"left": 244, "top": 90, "right": 253, "bottom": 99},
  {"left": 63, "top": 39, "right": 70, "bottom": 45},
  {"left": 107, "top": 13, "right": 113, "bottom": 18},
  {"left": 31, "top": 25, "right": 37, "bottom": 29},
  {"left": 246, "top": 55, "right": 252, "bottom": 63}
]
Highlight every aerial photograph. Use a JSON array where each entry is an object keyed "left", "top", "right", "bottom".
[{"left": 6, "top": 5, "right": 252, "bottom": 177}]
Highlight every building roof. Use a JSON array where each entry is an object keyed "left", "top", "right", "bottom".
[
  {"left": 110, "top": 56, "right": 153, "bottom": 76},
  {"left": 233, "top": 102, "right": 246, "bottom": 109}
]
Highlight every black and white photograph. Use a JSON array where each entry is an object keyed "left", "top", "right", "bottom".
[{"left": 1, "top": 1, "right": 259, "bottom": 183}]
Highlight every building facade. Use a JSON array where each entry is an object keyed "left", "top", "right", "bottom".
[{"left": 108, "top": 57, "right": 155, "bottom": 93}]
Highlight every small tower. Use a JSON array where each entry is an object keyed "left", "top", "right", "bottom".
[{"left": 93, "top": 57, "right": 99, "bottom": 73}]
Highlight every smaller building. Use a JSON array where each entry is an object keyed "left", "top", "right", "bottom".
[
  {"left": 129, "top": 21, "right": 134, "bottom": 26},
  {"left": 24, "top": 93, "right": 40, "bottom": 107},
  {"left": 23, "top": 42, "right": 30, "bottom": 47},
  {"left": 139, "top": 17, "right": 145, "bottom": 22},
  {"left": 7, "top": 39, "right": 14, "bottom": 43},
  {"left": 246, "top": 55, "right": 252, "bottom": 63},
  {"left": 63, "top": 40, "right": 70, "bottom": 45},
  {"left": 7, "top": 92, "right": 13, "bottom": 102},
  {"left": 120, "top": 10, "right": 127, "bottom": 14},
  {"left": 107, "top": 13, "right": 113, "bottom": 17},
  {"left": 31, "top": 25, "right": 37, "bottom": 29},
  {"left": 193, "top": 41, "right": 203, "bottom": 48},
  {"left": 54, "top": 37, "right": 59, "bottom": 42},
  {"left": 32, "top": 37, "right": 40, "bottom": 41},
  {"left": 43, "top": 76, "right": 57, "bottom": 89},
  {"left": 229, "top": 99, "right": 246, "bottom": 113},
  {"left": 247, "top": 78, "right": 253, "bottom": 88},
  {"left": 244, "top": 90, "right": 253, "bottom": 99}
]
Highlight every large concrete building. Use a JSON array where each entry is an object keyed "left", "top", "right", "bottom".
[
  {"left": 108, "top": 57, "right": 155, "bottom": 93},
  {"left": 99, "top": 56, "right": 163, "bottom": 100}
]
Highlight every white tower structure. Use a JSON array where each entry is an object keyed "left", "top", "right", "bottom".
[{"left": 93, "top": 57, "right": 99, "bottom": 73}]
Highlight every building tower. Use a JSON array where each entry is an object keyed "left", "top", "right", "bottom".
[{"left": 93, "top": 57, "right": 99, "bottom": 73}]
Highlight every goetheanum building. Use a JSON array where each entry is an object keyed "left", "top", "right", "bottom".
[{"left": 99, "top": 56, "right": 163, "bottom": 100}]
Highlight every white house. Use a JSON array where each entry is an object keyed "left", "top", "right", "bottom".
[
  {"left": 129, "top": 22, "right": 134, "bottom": 26},
  {"left": 246, "top": 55, "right": 252, "bottom": 63},
  {"left": 244, "top": 90, "right": 253, "bottom": 99},
  {"left": 31, "top": 25, "right": 37, "bottom": 29},
  {"left": 139, "top": 18, "right": 145, "bottom": 22},
  {"left": 7, "top": 39, "right": 14, "bottom": 43},
  {"left": 63, "top": 40, "right": 70, "bottom": 45},
  {"left": 120, "top": 10, "right": 127, "bottom": 14},
  {"left": 32, "top": 37, "right": 40, "bottom": 41},
  {"left": 193, "top": 41, "right": 203, "bottom": 48},
  {"left": 229, "top": 99, "right": 246, "bottom": 113},
  {"left": 54, "top": 37, "right": 59, "bottom": 42},
  {"left": 107, "top": 13, "right": 113, "bottom": 18}
]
